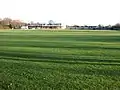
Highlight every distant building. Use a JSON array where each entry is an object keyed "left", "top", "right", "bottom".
[
  {"left": 21, "top": 20, "right": 62, "bottom": 30},
  {"left": 66, "top": 25, "right": 113, "bottom": 30},
  {"left": 21, "top": 26, "right": 28, "bottom": 29},
  {"left": 66, "top": 25, "right": 81, "bottom": 30}
]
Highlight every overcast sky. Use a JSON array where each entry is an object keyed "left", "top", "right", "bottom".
[{"left": 0, "top": 0, "right": 120, "bottom": 25}]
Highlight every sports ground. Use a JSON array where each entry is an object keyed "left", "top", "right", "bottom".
[{"left": 0, "top": 30, "right": 120, "bottom": 90}]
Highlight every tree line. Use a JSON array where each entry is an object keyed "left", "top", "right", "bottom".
[
  {"left": 0, "top": 18, "right": 25, "bottom": 29},
  {"left": 112, "top": 23, "right": 120, "bottom": 30},
  {"left": 0, "top": 17, "right": 120, "bottom": 30}
]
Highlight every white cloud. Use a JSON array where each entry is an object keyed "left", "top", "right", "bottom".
[{"left": 0, "top": 0, "right": 120, "bottom": 25}]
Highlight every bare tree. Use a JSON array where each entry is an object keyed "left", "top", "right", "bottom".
[{"left": 2, "top": 18, "right": 12, "bottom": 25}]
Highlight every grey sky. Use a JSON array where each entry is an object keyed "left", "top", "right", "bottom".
[{"left": 0, "top": 0, "right": 120, "bottom": 25}]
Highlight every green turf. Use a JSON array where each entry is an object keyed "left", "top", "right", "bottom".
[{"left": 0, "top": 30, "right": 120, "bottom": 90}]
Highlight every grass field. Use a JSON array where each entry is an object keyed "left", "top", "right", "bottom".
[{"left": 0, "top": 30, "right": 120, "bottom": 90}]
